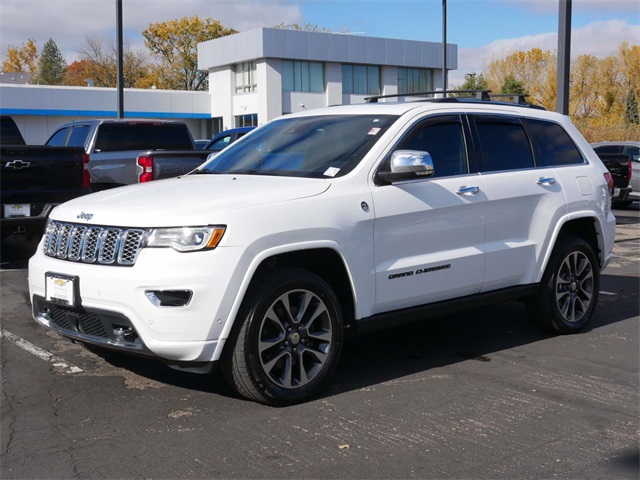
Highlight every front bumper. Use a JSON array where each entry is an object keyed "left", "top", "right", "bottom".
[{"left": 28, "top": 242, "right": 248, "bottom": 362}]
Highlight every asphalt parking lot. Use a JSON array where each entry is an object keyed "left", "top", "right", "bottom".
[{"left": 1, "top": 207, "right": 638, "bottom": 479}]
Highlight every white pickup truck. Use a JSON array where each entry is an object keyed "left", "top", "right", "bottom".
[{"left": 29, "top": 95, "right": 616, "bottom": 405}]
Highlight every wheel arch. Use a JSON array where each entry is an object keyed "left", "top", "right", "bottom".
[
  {"left": 214, "top": 243, "right": 357, "bottom": 360},
  {"left": 540, "top": 214, "right": 603, "bottom": 280}
]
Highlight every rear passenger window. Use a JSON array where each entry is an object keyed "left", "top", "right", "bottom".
[
  {"left": 67, "top": 125, "right": 91, "bottom": 149},
  {"left": 474, "top": 117, "right": 534, "bottom": 172},
  {"left": 46, "top": 127, "right": 69, "bottom": 146},
  {"left": 395, "top": 116, "right": 468, "bottom": 178},
  {"left": 525, "top": 119, "right": 584, "bottom": 166}
]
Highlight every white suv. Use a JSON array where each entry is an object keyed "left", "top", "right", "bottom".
[{"left": 29, "top": 94, "right": 616, "bottom": 405}]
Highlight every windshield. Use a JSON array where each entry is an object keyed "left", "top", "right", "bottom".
[{"left": 197, "top": 114, "right": 397, "bottom": 178}]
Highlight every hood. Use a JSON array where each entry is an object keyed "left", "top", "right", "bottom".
[{"left": 51, "top": 174, "right": 331, "bottom": 227}]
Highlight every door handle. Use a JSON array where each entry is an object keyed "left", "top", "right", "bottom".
[
  {"left": 537, "top": 177, "right": 556, "bottom": 186},
  {"left": 456, "top": 186, "right": 479, "bottom": 195}
]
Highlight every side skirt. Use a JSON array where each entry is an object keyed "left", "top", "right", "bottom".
[{"left": 352, "top": 284, "right": 540, "bottom": 335}]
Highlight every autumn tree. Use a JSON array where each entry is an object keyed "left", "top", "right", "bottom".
[
  {"left": 62, "top": 59, "right": 97, "bottom": 86},
  {"left": 143, "top": 16, "right": 237, "bottom": 91},
  {"left": 486, "top": 48, "right": 556, "bottom": 109},
  {"left": 78, "top": 35, "right": 151, "bottom": 88},
  {"left": 38, "top": 39, "right": 67, "bottom": 85},
  {"left": 2, "top": 39, "right": 39, "bottom": 82}
]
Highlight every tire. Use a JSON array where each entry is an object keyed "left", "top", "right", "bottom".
[
  {"left": 526, "top": 236, "right": 599, "bottom": 334},
  {"left": 222, "top": 267, "right": 343, "bottom": 406}
]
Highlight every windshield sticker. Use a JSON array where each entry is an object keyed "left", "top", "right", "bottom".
[
  {"left": 368, "top": 127, "right": 381, "bottom": 136},
  {"left": 324, "top": 167, "right": 340, "bottom": 177}
]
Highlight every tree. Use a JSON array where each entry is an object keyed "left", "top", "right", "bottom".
[
  {"left": 626, "top": 89, "right": 639, "bottom": 125},
  {"left": 38, "top": 38, "right": 67, "bottom": 85},
  {"left": 142, "top": 16, "right": 237, "bottom": 91},
  {"left": 500, "top": 75, "right": 526, "bottom": 95},
  {"left": 2, "top": 39, "right": 39, "bottom": 82},
  {"left": 62, "top": 59, "right": 97, "bottom": 86},
  {"left": 78, "top": 35, "right": 151, "bottom": 88},
  {"left": 454, "top": 72, "right": 488, "bottom": 92},
  {"left": 485, "top": 48, "right": 556, "bottom": 109}
]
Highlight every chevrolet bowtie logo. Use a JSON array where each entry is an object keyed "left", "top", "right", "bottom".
[{"left": 5, "top": 160, "right": 31, "bottom": 169}]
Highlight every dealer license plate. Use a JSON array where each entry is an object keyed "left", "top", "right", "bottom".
[
  {"left": 4, "top": 204, "right": 30, "bottom": 218},
  {"left": 45, "top": 273, "right": 76, "bottom": 307}
]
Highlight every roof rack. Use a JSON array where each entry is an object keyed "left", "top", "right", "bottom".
[
  {"left": 488, "top": 93, "right": 530, "bottom": 105},
  {"left": 364, "top": 90, "right": 491, "bottom": 103},
  {"left": 363, "top": 89, "right": 545, "bottom": 110}
]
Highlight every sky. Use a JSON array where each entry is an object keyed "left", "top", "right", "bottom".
[{"left": 0, "top": 0, "right": 638, "bottom": 86}]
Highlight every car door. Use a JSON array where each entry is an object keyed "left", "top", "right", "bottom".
[
  {"left": 371, "top": 114, "right": 487, "bottom": 313},
  {"left": 470, "top": 114, "right": 568, "bottom": 291}
]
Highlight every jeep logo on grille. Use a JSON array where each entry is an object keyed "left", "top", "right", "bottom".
[{"left": 77, "top": 211, "right": 94, "bottom": 221}]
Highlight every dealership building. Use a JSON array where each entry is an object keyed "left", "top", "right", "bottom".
[{"left": 0, "top": 27, "right": 457, "bottom": 144}]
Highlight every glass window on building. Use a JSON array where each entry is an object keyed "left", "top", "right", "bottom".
[
  {"left": 342, "top": 64, "right": 380, "bottom": 95},
  {"left": 397, "top": 68, "right": 433, "bottom": 95},
  {"left": 281, "top": 60, "right": 324, "bottom": 92},
  {"left": 235, "top": 114, "right": 258, "bottom": 127},
  {"left": 235, "top": 61, "right": 257, "bottom": 94}
]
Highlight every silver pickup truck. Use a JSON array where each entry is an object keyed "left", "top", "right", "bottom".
[{"left": 45, "top": 119, "right": 210, "bottom": 191}]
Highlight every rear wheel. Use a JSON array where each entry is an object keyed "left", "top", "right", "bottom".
[
  {"left": 223, "top": 268, "right": 343, "bottom": 405},
  {"left": 526, "top": 236, "right": 599, "bottom": 334}
]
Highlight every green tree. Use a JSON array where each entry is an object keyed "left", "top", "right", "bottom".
[
  {"left": 454, "top": 72, "right": 488, "bottom": 92},
  {"left": 38, "top": 38, "right": 67, "bottom": 85},
  {"left": 500, "top": 75, "right": 526, "bottom": 95},
  {"left": 143, "top": 16, "right": 237, "bottom": 91}
]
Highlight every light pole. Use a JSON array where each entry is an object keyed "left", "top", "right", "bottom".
[
  {"left": 556, "top": 0, "right": 572, "bottom": 114},
  {"left": 442, "top": 0, "right": 448, "bottom": 94},
  {"left": 116, "top": 0, "right": 124, "bottom": 118}
]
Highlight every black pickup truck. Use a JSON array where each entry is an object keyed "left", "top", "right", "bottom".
[
  {"left": 1, "top": 115, "right": 89, "bottom": 239},
  {"left": 596, "top": 152, "right": 632, "bottom": 207}
]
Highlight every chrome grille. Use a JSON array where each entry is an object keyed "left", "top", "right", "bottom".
[{"left": 43, "top": 220, "right": 147, "bottom": 266}]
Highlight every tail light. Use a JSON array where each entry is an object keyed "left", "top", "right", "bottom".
[
  {"left": 137, "top": 155, "right": 154, "bottom": 183},
  {"left": 82, "top": 153, "right": 90, "bottom": 190},
  {"left": 628, "top": 160, "right": 632, "bottom": 180},
  {"left": 603, "top": 171, "right": 614, "bottom": 191}
]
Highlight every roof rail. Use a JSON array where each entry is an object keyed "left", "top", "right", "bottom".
[{"left": 364, "top": 90, "right": 492, "bottom": 103}]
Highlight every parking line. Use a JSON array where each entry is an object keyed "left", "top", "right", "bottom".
[{"left": 0, "top": 329, "right": 83, "bottom": 374}]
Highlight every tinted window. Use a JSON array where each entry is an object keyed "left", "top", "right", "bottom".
[
  {"left": 624, "top": 146, "right": 640, "bottom": 161},
  {"left": 67, "top": 125, "right": 91, "bottom": 148},
  {"left": 593, "top": 145, "right": 624, "bottom": 154},
  {"left": 395, "top": 116, "right": 468, "bottom": 177},
  {"left": 0, "top": 116, "right": 25, "bottom": 144},
  {"left": 46, "top": 127, "right": 69, "bottom": 146},
  {"left": 94, "top": 123, "right": 192, "bottom": 152},
  {"left": 525, "top": 119, "right": 583, "bottom": 166},
  {"left": 475, "top": 117, "right": 534, "bottom": 172}
]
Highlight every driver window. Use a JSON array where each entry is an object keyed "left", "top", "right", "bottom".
[{"left": 396, "top": 117, "right": 468, "bottom": 177}]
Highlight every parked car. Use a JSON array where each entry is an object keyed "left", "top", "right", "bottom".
[
  {"left": 592, "top": 141, "right": 639, "bottom": 207},
  {"left": 194, "top": 139, "right": 210, "bottom": 150},
  {"left": 203, "top": 127, "right": 255, "bottom": 152},
  {"left": 45, "top": 119, "right": 209, "bottom": 191},
  {"left": 0, "top": 115, "right": 89, "bottom": 239},
  {"left": 29, "top": 93, "right": 616, "bottom": 405}
]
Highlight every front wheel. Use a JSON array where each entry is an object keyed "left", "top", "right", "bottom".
[
  {"left": 222, "top": 268, "right": 343, "bottom": 405},
  {"left": 526, "top": 236, "right": 600, "bottom": 334}
]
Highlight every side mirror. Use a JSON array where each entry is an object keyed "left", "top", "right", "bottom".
[{"left": 378, "top": 150, "right": 435, "bottom": 183}]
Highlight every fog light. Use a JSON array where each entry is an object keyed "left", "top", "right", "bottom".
[{"left": 145, "top": 290, "right": 193, "bottom": 307}]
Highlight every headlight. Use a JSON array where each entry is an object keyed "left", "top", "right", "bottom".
[{"left": 146, "top": 226, "right": 226, "bottom": 252}]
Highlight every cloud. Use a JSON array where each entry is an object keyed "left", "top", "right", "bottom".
[
  {"left": 0, "top": 0, "right": 302, "bottom": 62},
  {"left": 450, "top": 19, "right": 640, "bottom": 86}
]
